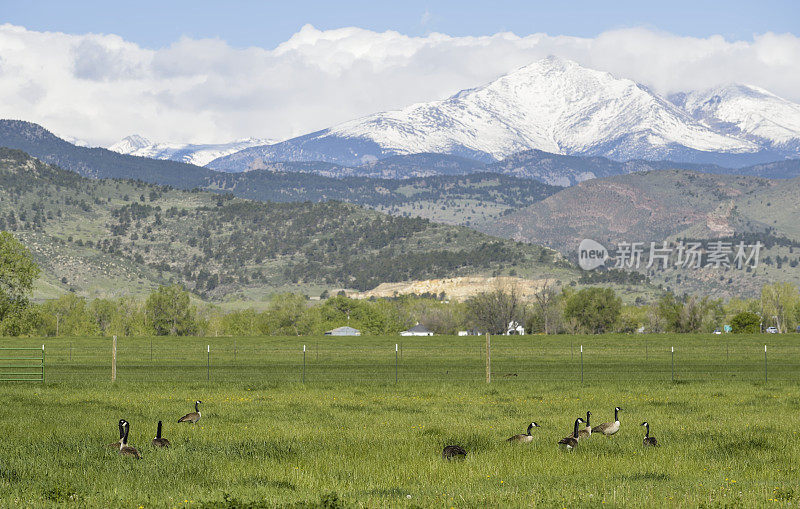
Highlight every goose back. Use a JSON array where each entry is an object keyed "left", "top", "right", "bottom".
[{"left": 442, "top": 445, "right": 467, "bottom": 460}]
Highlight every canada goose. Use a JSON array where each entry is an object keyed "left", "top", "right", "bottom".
[
  {"left": 577, "top": 411, "right": 592, "bottom": 440},
  {"left": 151, "top": 421, "right": 171, "bottom": 448},
  {"left": 592, "top": 407, "right": 622, "bottom": 436},
  {"left": 641, "top": 422, "right": 659, "bottom": 447},
  {"left": 507, "top": 422, "right": 540, "bottom": 443},
  {"left": 107, "top": 419, "right": 127, "bottom": 448},
  {"left": 442, "top": 445, "right": 467, "bottom": 460},
  {"left": 118, "top": 421, "right": 141, "bottom": 459},
  {"left": 178, "top": 400, "right": 202, "bottom": 423},
  {"left": 558, "top": 418, "right": 585, "bottom": 450}
]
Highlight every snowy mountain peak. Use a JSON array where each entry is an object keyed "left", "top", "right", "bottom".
[
  {"left": 110, "top": 135, "right": 152, "bottom": 153},
  {"left": 508, "top": 56, "right": 608, "bottom": 81},
  {"left": 319, "top": 57, "right": 755, "bottom": 162},
  {"left": 671, "top": 84, "right": 800, "bottom": 150}
]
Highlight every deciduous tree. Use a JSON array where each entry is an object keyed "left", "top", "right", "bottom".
[
  {"left": 145, "top": 285, "right": 197, "bottom": 336},
  {"left": 0, "top": 232, "right": 40, "bottom": 335},
  {"left": 465, "top": 288, "right": 524, "bottom": 335},
  {"left": 564, "top": 287, "right": 621, "bottom": 334},
  {"left": 730, "top": 311, "right": 761, "bottom": 333},
  {"left": 760, "top": 282, "right": 798, "bottom": 333}
]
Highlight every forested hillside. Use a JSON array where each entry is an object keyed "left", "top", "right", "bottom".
[
  {"left": 206, "top": 171, "right": 559, "bottom": 226},
  {"left": 0, "top": 120, "right": 213, "bottom": 188},
  {"left": 0, "top": 148, "right": 573, "bottom": 300}
]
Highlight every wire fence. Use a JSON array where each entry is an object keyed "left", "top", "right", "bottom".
[{"left": 0, "top": 335, "right": 798, "bottom": 384}]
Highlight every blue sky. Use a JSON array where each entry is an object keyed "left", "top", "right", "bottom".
[{"left": 3, "top": 0, "right": 799, "bottom": 49}]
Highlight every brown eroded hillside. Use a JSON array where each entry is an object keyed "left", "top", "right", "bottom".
[
  {"left": 488, "top": 170, "right": 775, "bottom": 253},
  {"left": 486, "top": 170, "right": 800, "bottom": 298}
]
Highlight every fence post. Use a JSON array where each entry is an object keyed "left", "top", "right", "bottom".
[
  {"left": 671, "top": 346, "right": 674, "bottom": 383},
  {"left": 111, "top": 336, "right": 117, "bottom": 382},
  {"left": 764, "top": 345, "right": 767, "bottom": 383},
  {"left": 302, "top": 345, "right": 306, "bottom": 383},
  {"left": 485, "top": 333, "right": 491, "bottom": 383},
  {"left": 395, "top": 343, "right": 398, "bottom": 383},
  {"left": 42, "top": 344, "right": 45, "bottom": 384},
  {"left": 580, "top": 345, "right": 583, "bottom": 384},
  {"left": 207, "top": 345, "right": 210, "bottom": 382}
]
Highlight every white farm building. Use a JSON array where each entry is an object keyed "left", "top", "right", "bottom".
[
  {"left": 325, "top": 326, "right": 361, "bottom": 336},
  {"left": 400, "top": 323, "right": 434, "bottom": 336}
]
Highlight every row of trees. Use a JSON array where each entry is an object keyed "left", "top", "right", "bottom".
[
  {"left": 525, "top": 283, "right": 799, "bottom": 335},
  {"left": 1, "top": 281, "right": 797, "bottom": 338},
  {"left": 6, "top": 289, "right": 453, "bottom": 338}
]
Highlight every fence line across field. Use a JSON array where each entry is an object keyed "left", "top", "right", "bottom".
[{"left": 2, "top": 336, "right": 796, "bottom": 384}]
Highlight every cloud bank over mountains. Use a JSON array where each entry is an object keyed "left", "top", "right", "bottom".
[{"left": 1, "top": 22, "right": 799, "bottom": 146}]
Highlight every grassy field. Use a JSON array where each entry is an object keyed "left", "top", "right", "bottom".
[{"left": 1, "top": 334, "right": 799, "bottom": 507}]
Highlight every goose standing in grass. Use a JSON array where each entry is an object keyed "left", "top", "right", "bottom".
[
  {"left": 558, "top": 418, "right": 585, "bottom": 450},
  {"left": 506, "top": 422, "right": 540, "bottom": 443},
  {"left": 442, "top": 445, "right": 467, "bottom": 460},
  {"left": 151, "top": 421, "right": 170, "bottom": 448},
  {"left": 107, "top": 419, "right": 127, "bottom": 448},
  {"left": 592, "top": 407, "right": 622, "bottom": 436},
  {"left": 577, "top": 411, "right": 592, "bottom": 440},
  {"left": 178, "top": 400, "right": 202, "bottom": 424},
  {"left": 641, "top": 422, "right": 659, "bottom": 447},
  {"left": 118, "top": 421, "right": 141, "bottom": 459}
]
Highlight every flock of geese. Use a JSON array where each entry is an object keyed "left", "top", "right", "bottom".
[
  {"left": 108, "top": 401, "right": 656, "bottom": 461},
  {"left": 107, "top": 401, "right": 202, "bottom": 459},
  {"left": 442, "top": 407, "right": 659, "bottom": 460}
]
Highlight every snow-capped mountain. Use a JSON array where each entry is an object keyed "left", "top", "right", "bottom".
[
  {"left": 210, "top": 57, "right": 800, "bottom": 171},
  {"left": 670, "top": 84, "right": 800, "bottom": 153},
  {"left": 109, "top": 135, "right": 275, "bottom": 167}
]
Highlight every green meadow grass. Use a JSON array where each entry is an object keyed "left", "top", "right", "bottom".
[{"left": 1, "top": 335, "right": 799, "bottom": 507}]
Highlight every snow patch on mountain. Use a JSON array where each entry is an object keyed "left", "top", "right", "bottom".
[
  {"left": 671, "top": 84, "right": 800, "bottom": 151},
  {"left": 109, "top": 136, "right": 276, "bottom": 167}
]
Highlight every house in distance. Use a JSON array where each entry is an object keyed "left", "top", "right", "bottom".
[
  {"left": 325, "top": 326, "right": 361, "bottom": 336},
  {"left": 400, "top": 323, "right": 434, "bottom": 336}
]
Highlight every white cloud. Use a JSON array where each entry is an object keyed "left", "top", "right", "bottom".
[{"left": 0, "top": 22, "right": 799, "bottom": 146}]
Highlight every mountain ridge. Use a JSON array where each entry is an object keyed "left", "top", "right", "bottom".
[
  {"left": 109, "top": 135, "right": 276, "bottom": 167},
  {"left": 208, "top": 57, "right": 800, "bottom": 170},
  {"left": 0, "top": 119, "right": 214, "bottom": 188},
  {"left": 4, "top": 119, "right": 800, "bottom": 194},
  {"left": 671, "top": 84, "right": 800, "bottom": 153}
]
